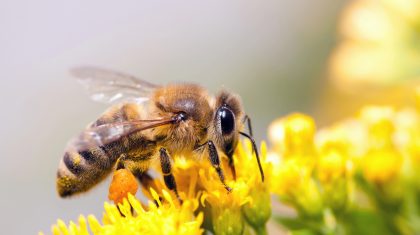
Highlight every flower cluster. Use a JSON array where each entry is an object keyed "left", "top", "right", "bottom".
[
  {"left": 44, "top": 140, "right": 272, "bottom": 235},
  {"left": 47, "top": 192, "right": 202, "bottom": 235},
  {"left": 329, "top": 0, "right": 420, "bottom": 88},
  {"left": 268, "top": 101, "right": 420, "bottom": 234},
  {"left": 45, "top": 98, "right": 420, "bottom": 235}
]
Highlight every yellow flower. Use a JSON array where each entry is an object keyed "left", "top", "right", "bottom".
[
  {"left": 46, "top": 139, "right": 272, "bottom": 235},
  {"left": 47, "top": 98, "right": 420, "bottom": 234},
  {"left": 329, "top": 0, "right": 420, "bottom": 87},
  {"left": 395, "top": 109, "right": 420, "bottom": 174},
  {"left": 359, "top": 106, "right": 395, "bottom": 142},
  {"left": 315, "top": 126, "right": 354, "bottom": 180},
  {"left": 268, "top": 113, "right": 324, "bottom": 216},
  {"left": 362, "top": 149, "right": 402, "bottom": 183},
  {"left": 315, "top": 126, "right": 356, "bottom": 212},
  {"left": 355, "top": 106, "right": 403, "bottom": 183},
  {"left": 201, "top": 177, "right": 249, "bottom": 235},
  {"left": 268, "top": 113, "right": 316, "bottom": 169},
  {"left": 236, "top": 142, "right": 272, "bottom": 233},
  {"left": 271, "top": 159, "right": 323, "bottom": 217},
  {"left": 197, "top": 141, "right": 272, "bottom": 235},
  {"left": 317, "top": 151, "right": 347, "bottom": 184},
  {"left": 47, "top": 192, "right": 203, "bottom": 235},
  {"left": 271, "top": 159, "right": 308, "bottom": 196}
]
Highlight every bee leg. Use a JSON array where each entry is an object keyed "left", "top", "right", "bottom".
[
  {"left": 243, "top": 114, "right": 254, "bottom": 137},
  {"left": 227, "top": 153, "right": 237, "bottom": 181},
  {"left": 159, "top": 147, "right": 182, "bottom": 203},
  {"left": 109, "top": 159, "right": 139, "bottom": 205},
  {"left": 108, "top": 166, "right": 139, "bottom": 216},
  {"left": 133, "top": 171, "right": 156, "bottom": 192},
  {"left": 116, "top": 158, "right": 126, "bottom": 170},
  {"left": 207, "top": 141, "right": 232, "bottom": 192},
  {"left": 132, "top": 171, "right": 164, "bottom": 206}
]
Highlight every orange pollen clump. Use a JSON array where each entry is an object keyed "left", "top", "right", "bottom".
[{"left": 108, "top": 169, "right": 139, "bottom": 204}]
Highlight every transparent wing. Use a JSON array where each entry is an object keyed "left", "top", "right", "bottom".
[
  {"left": 71, "top": 66, "right": 160, "bottom": 104},
  {"left": 66, "top": 119, "right": 173, "bottom": 152}
]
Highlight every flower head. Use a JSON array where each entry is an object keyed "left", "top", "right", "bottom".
[
  {"left": 46, "top": 139, "right": 272, "bottom": 235},
  {"left": 329, "top": 0, "right": 420, "bottom": 88},
  {"left": 47, "top": 192, "right": 202, "bottom": 235}
]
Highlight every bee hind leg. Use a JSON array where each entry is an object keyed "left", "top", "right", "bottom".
[
  {"left": 131, "top": 171, "right": 165, "bottom": 207},
  {"left": 159, "top": 147, "right": 182, "bottom": 204},
  {"left": 108, "top": 167, "right": 139, "bottom": 205},
  {"left": 108, "top": 166, "right": 139, "bottom": 216}
]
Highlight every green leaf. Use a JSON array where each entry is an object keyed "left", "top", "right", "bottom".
[
  {"left": 274, "top": 216, "right": 322, "bottom": 234},
  {"left": 341, "top": 209, "right": 395, "bottom": 235},
  {"left": 290, "top": 229, "right": 319, "bottom": 235}
]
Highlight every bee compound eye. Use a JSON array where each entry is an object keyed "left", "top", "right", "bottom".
[{"left": 218, "top": 107, "right": 235, "bottom": 135}]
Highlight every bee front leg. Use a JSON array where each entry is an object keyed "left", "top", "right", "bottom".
[
  {"left": 159, "top": 147, "right": 182, "bottom": 203},
  {"left": 207, "top": 141, "right": 232, "bottom": 192}
]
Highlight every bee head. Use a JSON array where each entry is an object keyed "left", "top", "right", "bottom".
[{"left": 213, "top": 90, "right": 244, "bottom": 158}]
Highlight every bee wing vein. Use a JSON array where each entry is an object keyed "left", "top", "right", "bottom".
[
  {"left": 66, "top": 119, "right": 173, "bottom": 152},
  {"left": 71, "top": 66, "right": 160, "bottom": 104}
]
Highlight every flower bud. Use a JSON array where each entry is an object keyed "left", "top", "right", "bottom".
[
  {"left": 212, "top": 206, "right": 244, "bottom": 235},
  {"left": 269, "top": 113, "right": 316, "bottom": 159},
  {"left": 242, "top": 184, "right": 271, "bottom": 232}
]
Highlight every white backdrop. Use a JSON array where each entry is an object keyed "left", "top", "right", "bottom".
[{"left": 0, "top": 0, "right": 346, "bottom": 234}]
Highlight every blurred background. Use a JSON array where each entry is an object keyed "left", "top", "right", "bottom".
[{"left": 3, "top": 0, "right": 420, "bottom": 234}]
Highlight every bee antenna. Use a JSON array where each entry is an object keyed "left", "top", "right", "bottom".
[{"left": 239, "top": 131, "right": 265, "bottom": 182}]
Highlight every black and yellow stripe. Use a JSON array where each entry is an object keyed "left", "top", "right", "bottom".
[{"left": 57, "top": 102, "right": 157, "bottom": 197}]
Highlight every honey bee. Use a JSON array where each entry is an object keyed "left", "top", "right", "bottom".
[{"left": 57, "top": 66, "right": 264, "bottom": 202}]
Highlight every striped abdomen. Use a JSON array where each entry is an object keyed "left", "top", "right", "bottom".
[
  {"left": 56, "top": 103, "right": 155, "bottom": 197},
  {"left": 56, "top": 139, "right": 126, "bottom": 197}
]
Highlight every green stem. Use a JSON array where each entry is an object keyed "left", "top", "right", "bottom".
[{"left": 254, "top": 225, "right": 268, "bottom": 235}]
